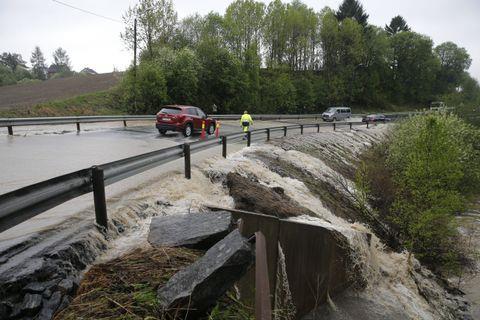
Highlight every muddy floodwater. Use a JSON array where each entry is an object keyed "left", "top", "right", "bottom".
[{"left": 0, "top": 119, "right": 348, "bottom": 241}]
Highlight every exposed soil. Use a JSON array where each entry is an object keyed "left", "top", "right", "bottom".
[
  {"left": 0, "top": 73, "right": 122, "bottom": 110},
  {"left": 226, "top": 172, "right": 316, "bottom": 218}
]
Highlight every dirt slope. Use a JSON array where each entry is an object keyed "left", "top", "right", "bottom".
[{"left": 0, "top": 72, "right": 122, "bottom": 109}]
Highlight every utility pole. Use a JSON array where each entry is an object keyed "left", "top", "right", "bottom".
[{"left": 133, "top": 18, "right": 137, "bottom": 111}]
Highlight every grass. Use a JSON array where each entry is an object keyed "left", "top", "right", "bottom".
[
  {"left": 0, "top": 90, "right": 126, "bottom": 118},
  {"left": 54, "top": 246, "right": 254, "bottom": 320}
]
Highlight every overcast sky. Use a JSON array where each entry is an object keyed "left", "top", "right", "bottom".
[{"left": 1, "top": 0, "right": 479, "bottom": 80}]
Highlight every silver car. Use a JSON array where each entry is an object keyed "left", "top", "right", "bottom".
[{"left": 322, "top": 107, "right": 351, "bottom": 122}]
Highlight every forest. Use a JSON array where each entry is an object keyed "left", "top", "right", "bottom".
[{"left": 119, "top": 0, "right": 480, "bottom": 116}]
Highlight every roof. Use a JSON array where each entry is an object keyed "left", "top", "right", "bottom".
[{"left": 163, "top": 105, "right": 196, "bottom": 109}]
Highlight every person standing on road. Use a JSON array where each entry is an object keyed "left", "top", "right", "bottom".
[{"left": 240, "top": 110, "right": 253, "bottom": 140}]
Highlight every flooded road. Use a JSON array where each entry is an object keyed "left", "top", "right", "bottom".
[
  {"left": 0, "top": 118, "right": 353, "bottom": 241},
  {"left": 0, "top": 119, "right": 318, "bottom": 194}
]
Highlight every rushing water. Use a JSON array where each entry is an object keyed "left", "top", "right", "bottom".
[{"left": 79, "top": 125, "right": 470, "bottom": 319}]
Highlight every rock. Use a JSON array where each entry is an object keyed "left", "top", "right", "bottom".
[
  {"left": 0, "top": 301, "right": 13, "bottom": 319},
  {"left": 23, "top": 279, "right": 59, "bottom": 294},
  {"left": 226, "top": 172, "right": 315, "bottom": 218},
  {"left": 57, "top": 278, "right": 75, "bottom": 295},
  {"left": 37, "top": 291, "right": 63, "bottom": 320},
  {"left": 148, "top": 212, "right": 233, "bottom": 250},
  {"left": 157, "top": 230, "right": 253, "bottom": 316},
  {"left": 22, "top": 293, "right": 42, "bottom": 315}
]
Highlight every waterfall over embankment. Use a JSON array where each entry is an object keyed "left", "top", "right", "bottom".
[{"left": 0, "top": 125, "right": 471, "bottom": 319}]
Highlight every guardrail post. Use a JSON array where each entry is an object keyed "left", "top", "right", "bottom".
[
  {"left": 333, "top": 123, "right": 336, "bottom": 131},
  {"left": 247, "top": 131, "right": 251, "bottom": 147},
  {"left": 76, "top": 122, "right": 80, "bottom": 132},
  {"left": 283, "top": 126, "right": 287, "bottom": 137},
  {"left": 317, "top": 123, "right": 320, "bottom": 133},
  {"left": 222, "top": 136, "right": 227, "bottom": 158},
  {"left": 123, "top": 120, "right": 127, "bottom": 127},
  {"left": 7, "top": 126, "right": 13, "bottom": 135},
  {"left": 91, "top": 166, "right": 108, "bottom": 231},
  {"left": 367, "top": 122, "right": 370, "bottom": 129},
  {"left": 349, "top": 122, "right": 352, "bottom": 130},
  {"left": 300, "top": 125, "right": 304, "bottom": 135},
  {"left": 266, "top": 128, "right": 270, "bottom": 141},
  {"left": 184, "top": 143, "right": 191, "bottom": 179}
]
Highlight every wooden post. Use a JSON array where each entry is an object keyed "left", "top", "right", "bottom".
[
  {"left": 255, "top": 231, "right": 272, "bottom": 320},
  {"left": 76, "top": 122, "right": 80, "bottom": 132},
  {"left": 317, "top": 123, "right": 320, "bottom": 133},
  {"left": 300, "top": 125, "right": 304, "bottom": 135},
  {"left": 283, "top": 126, "right": 287, "bottom": 137},
  {"left": 266, "top": 128, "right": 270, "bottom": 141},
  {"left": 247, "top": 131, "right": 251, "bottom": 147},
  {"left": 333, "top": 123, "right": 336, "bottom": 131},
  {"left": 123, "top": 120, "right": 127, "bottom": 127},
  {"left": 7, "top": 126, "right": 13, "bottom": 135}
]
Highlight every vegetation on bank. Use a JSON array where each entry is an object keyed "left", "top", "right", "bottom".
[{"left": 357, "top": 113, "right": 480, "bottom": 274}]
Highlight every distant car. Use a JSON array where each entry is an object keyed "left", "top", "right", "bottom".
[
  {"left": 362, "top": 114, "right": 391, "bottom": 123},
  {"left": 322, "top": 107, "right": 351, "bottom": 122},
  {"left": 156, "top": 105, "right": 216, "bottom": 137}
]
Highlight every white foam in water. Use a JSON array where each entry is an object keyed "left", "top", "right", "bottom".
[{"left": 96, "top": 126, "right": 456, "bottom": 319}]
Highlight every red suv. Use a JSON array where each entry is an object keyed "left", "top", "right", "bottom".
[{"left": 156, "top": 105, "right": 217, "bottom": 137}]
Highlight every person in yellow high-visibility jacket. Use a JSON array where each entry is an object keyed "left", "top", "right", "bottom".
[{"left": 240, "top": 110, "right": 253, "bottom": 140}]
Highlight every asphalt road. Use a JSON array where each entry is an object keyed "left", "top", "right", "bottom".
[
  {"left": 0, "top": 118, "right": 366, "bottom": 241},
  {"left": 1, "top": 119, "right": 342, "bottom": 194}
]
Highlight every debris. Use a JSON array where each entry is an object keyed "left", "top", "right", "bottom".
[{"left": 226, "top": 172, "right": 315, "bottom": 218}]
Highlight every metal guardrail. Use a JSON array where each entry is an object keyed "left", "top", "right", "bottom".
[
  {"left": 0, "top": 112, "right": 418, "bottom": 135},
  {"left": 0, "top": 120, "right": 384, "bottom": 233}
]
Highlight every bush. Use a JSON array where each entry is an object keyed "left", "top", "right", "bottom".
[
  {"left": 358, "top": 113, "right": 480, "bottom": 273},
  {"left": 121, "top": 62, "right": 168, "bottom": 114}
]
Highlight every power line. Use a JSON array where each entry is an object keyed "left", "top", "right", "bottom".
[{"left": 51, "top": 0, "right": 123, "bottom": 24}]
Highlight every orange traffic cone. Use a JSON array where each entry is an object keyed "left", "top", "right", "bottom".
[
  {"left": 215, "top": 121, "right": 220, "bottom": 138},
  {"left": 200, "top": 120, "right": 206, "bottom": 140}
]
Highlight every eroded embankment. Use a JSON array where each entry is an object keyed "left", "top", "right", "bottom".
[{"left": 0, "top": 125, "right": 472, "bottom": 319}]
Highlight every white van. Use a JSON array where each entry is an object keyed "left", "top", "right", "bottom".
[{"left": 322, "top": 107, "right": 351, "bottom": 122}]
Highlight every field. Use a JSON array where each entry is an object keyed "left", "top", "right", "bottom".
[{"left": 0, "top": 72, "right": 122, "bottom": 110}]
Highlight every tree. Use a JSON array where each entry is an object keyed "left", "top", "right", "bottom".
[
  {"left": 174, "top": 14, "right": 205, "bottom": 49},
  {"left": 434, "top": 42, "right": 471, "bottom": 93},
  {"left": 260, "top": 72, "right": 297, "bottom": 113},
  {"left": 263, "top": 0, "right": 288, "bottom": 68},
  {"left": 335, "top": 0, "right": 369, "bottom": 27},
  {"left": 121, "top": 0, "right": 178, "bottom": 59},
  {"left": 30, "top": 46, "right": 47, "bottom": 80},
  {"left": 223, "top": 0, "right": 265, "bottom": 61},
  {"left": 196, "top": 40, "right": 247, "bottom": 113},
  {"left": 153, "top": 47, "right": 201, "bottom": 104},
  {"left": 0, "top": 52, "right": 26, "bottom": 72},
  {"left": 389, "top": 32, "right": 440, "bottom": 103},
  {"left": 385, "top": 15, "right": 410, "bottom": 35},
  {"left": 122, "top": 61, "right": 168, "bottom": 114},
  {"left": 284, "top": 0, "right": 320, "bottom": 70},
  {"left": 52, "top": 47, "right": 71, "bottom": 72}
]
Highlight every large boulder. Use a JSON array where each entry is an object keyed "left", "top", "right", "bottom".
[
  {"left": 157, "top": 229, "right": 253, "bottom": 316},
  {"left": 148, "top": 212, "right": 233, "bottom": 250}
]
